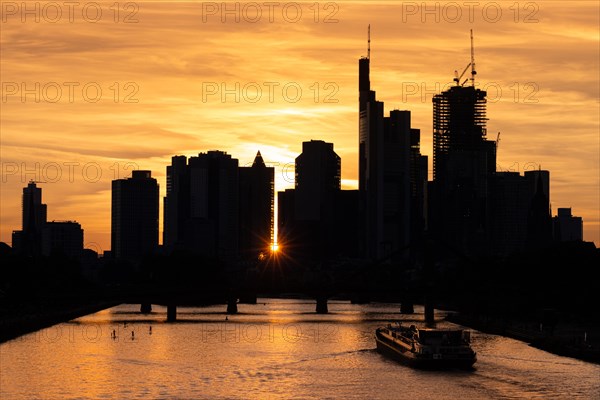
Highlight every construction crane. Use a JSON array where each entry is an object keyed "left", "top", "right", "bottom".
[
  {"left": 454, "top": 63, "right": 471, "bottom": 86},
  {"left": 453, "top": 30, "right": 477, "bottom": 86},
  {"left": 496, "top": 132, "right": 501, "bottom": 154}
]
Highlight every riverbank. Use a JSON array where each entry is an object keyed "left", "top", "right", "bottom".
[
  {"left": 446, "top": 312, "right": 600, "bottom": 364},
  {"left": 0, "top": 298, "right": 119, "bottom": 343}
]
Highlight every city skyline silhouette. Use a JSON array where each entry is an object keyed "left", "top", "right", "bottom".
[
  {"left": 1, "top": 4, "right": 598, "bottom": 252},
  {"left": 4, "top": 32, "right": 591, "bottom": 262}
]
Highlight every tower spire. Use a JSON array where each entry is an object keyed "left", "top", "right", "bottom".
[
  {"left": 252, "top": 150, "right": 265, "bottom": 167},
  {"left": 367, "top": 24, "right": 371, "bottom": 59}
]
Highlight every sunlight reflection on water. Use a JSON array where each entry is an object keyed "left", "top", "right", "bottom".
[{"left": 1, "top": 300, "right": 599, "bottom": 399}]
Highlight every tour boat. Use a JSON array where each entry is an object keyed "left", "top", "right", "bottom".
[{"left": 375, "top": 323, "right": 477, "bottom": 369}]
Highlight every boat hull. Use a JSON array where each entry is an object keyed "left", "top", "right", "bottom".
[{"left": 375, "top": 330, "right": 476, "bottom": 369}]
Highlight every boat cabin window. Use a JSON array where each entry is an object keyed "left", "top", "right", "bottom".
[{"left": 417, "top": 330, "right": 463, "bottom": 345}]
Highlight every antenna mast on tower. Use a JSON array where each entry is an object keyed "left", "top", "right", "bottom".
[
  {"left": 470, "top": 29, "right": 477, "bottom": 86},
  {"left": 368, "top": 24, "right": 371, "bottom": 59}
]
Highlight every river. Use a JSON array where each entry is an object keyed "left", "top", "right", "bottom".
[{"left": 1, "top": 299, "right": 598, "bottom": 399}]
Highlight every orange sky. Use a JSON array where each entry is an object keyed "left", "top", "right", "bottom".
[{"left": 1, "top": 1, "right": 599, "bottom": 252}]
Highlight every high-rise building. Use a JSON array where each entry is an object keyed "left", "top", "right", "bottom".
[
  {"left": 432, "top": 85, "right": 490, "bottom": 179},
  {"left": 430, "top": 84, "right": 496, "bottom": 256},
  {"left": 427, "top": 31, "right": 497, "bottom": 256},
  {"left": 524, "top": 170, "right": 550, "bottom": 205},
  {"left": 334, "top": 189, "right": 360, "bottom": 258},
  {"left": 42, "top": 221, "right": 84, "bottom": 259},
  {"left": 410, "top": 128, "right": 429, "bottom": 243},
  {"left": 111, "top": 170, "right": 159, "bottom": 262},
  {"left": 488, "top": 169, "right": 555, "bottom": 255},
  {"left": 277, "top": 188, "right": 297, "bottom": 256},
  {"left": 382, "top": 110, "right": 412, "bottom": 258},
  {"left": 164, "top": 151, "right": 239, "bottom": 259},
  {"left": 22, "top": 181, "right": 47, "bottom": 235},
  {"left": 239, "top": 151, "right": 274, "bottom": 259},
  {"left": 278, "top": 140, "right": 358, "bottom": 260},
  {"left": 12, "top": 181, "right": 47, "bottom": 255},
  {"left": 295, "top": 140, "right": 340, "bottom": 221},
  {"left": 359, "top": 53, "right": 384, "bottom": 260},
  {"left": 295, "top": 140, "right": 340, "bottom": 259},
  {"left": 358, "top": 47, "right": 425, "bottom": 261},
  {"left": 525, "top": 169, "right": 552, "bottom": 248},
  {"left": 553, "top": 208, "right": 583, "bottom": 242},
  {"left": 164, "top": 155, "right": 189, "bottom": 249},
  {"left": 489, "top": 172, "right": 529, "bottom": 256}
]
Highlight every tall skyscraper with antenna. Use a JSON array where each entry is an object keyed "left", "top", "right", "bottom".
[{"left": 358, "top": 27, "right": 427, "bottom": 261}]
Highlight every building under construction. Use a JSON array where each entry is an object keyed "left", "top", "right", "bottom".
[
  {"left": 432, "top": 85, "right": 488, "bottom": 179},
  {"left": 429, "top": 31, "right": 496, "bottom": 257}
]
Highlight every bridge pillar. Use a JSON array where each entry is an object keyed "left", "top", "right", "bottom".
[
  {"left": 316, "top": 296, "right": 328, "bottom": 314},
  {"left": 167, "top": 304, "right": 177, "bottom": 322},
  {"left": 227, "top": 297, "right": 238, "bottom": 314},
  {"left": 350, "top": 293, "right": 370, "bottom": 304},
  {"left": 140, "top": 303, "right": 152, "bottom": 314},
  {"left": 400, "top": 302, "right": 414, "bottom": 314},
  {"left": 424, "top": 302, "right": 435, "bottom": 325},
  {"left": 239, "top": 292, "right": 257, "bottom": 304}
]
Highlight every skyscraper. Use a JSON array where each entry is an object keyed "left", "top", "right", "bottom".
[
  {"left": 430, "top": 82, "right": 496, "bottom": 256},
  {"left": 42, "top": 221, "right": 84, "bottom": 259},
  {"left": 277, "top": 188, "right": 296, "bottom": 255},
  {"left": 488, "top": 169, "right": 554, "bottom": 256},
  {"left": 358, "top": 51, "right": 384, "bottom": 260},
  {"left": 163, "top": 151, "right": 239, "bottom": 259},
  {"left": 432, "top": 85, "right": 490, "bottom": 179},
  {"left": 553, "top": 208, "right": 583, "bottom": 242},
  {"left": 295, "top": 140, "right": 341, "bottom": 259},
  {"left": 358, "top": 38, "right": 424, "bottom": 261},
  {"left": 12, "top": 181, "right": 47, "bottom": 256},
  {"left": 409, "top": 128, "right": 429, "bottom": 245},
  {"left": 111, "top": 170, "right": 159, "bottom": 262},
  {"left": 489, "top": 171, "right": 529, "bottom": 256},
  {"left": 278, "top": 140, "right": 357, "bottom": 260},
  {"left": 295, "top": 140, "right": 340, "bottom": 221},
  {"left": 239, "top": 151, "right": 274, "bottom": 259},
  {"left": 164, "top": 155, "right": 189, "bottom": 249},
  {"left": 382, "top": 110, "right": 413, "bottom": 258},
  {"left": 525, "top": 169, "right": 552, "bottom": 248}
]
